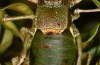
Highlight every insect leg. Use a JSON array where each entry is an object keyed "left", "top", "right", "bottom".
[
  {"left": 70, "top": 24, "right": 82, "bottom": 65},
  {"left": 2, "top": 15, "right": 34, "bottom": 22},
  {"left": 20, "top": 27, "right": 30, "bottom": 41},
  {"left": 73, "top": 8, "right": 100, "bottom": 21},
  {"left": 16, "top": 28, "right": 37, "bottom": 65}
]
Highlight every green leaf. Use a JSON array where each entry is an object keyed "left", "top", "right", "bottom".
[
  {"left": 2, "top": 21, "right": 20, "bottom": 37},
  {"left": 3, "top": 3, "right": 33, "bottom": 15},
  {"left": 88, "top": 46, "right": 100, "bottom": 57},
  {"left": 0, "top": 29, "right": 13, "bottom": 53},
  {"left": 92, "top": 0, "right": 100, "bottom": 8},
  {"left": 0, "top": 10, "right": 20, "bottom": 37},
  {"left": 82, "top": 23, "right": 100, "bottom": 49},
  {"left": 88, "top": 46, "right": 100, "bottom": 65},
  {"left": 0, "top": 3, "right": 35, "bottom": 37}
]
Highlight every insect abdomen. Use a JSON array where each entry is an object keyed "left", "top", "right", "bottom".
[{"left": 31, "top": 30, "right": 77, "bottom": 65}]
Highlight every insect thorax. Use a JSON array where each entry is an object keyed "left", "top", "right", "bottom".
[
  {"left": 35, "top": 0, "right": 71, "bottom": 35},
  {"left": 38, "top": 0, "right": 69, "bottom": 7}
]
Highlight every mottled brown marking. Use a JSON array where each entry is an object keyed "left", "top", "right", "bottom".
[
  {"left": 41, "top": 29, "right": 64, "bottom": 35},
  {"left": 37, "top": 43, "right": 52, "bottom": 48}
]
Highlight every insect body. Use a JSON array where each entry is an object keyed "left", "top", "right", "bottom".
[
  {"left": 35, "top": 0, "right": 71, "bottom": 35},
  {"left": 31, "top": 30, "right": 77, "bottom": 65},
  {"left": 30, "top": 0, "right": 81, "bottom": 65},
  {"left": 2, "top": 0, "right": 100, "bottom": 65},
  {"left": 1, "top": 0, "right": 82, "bottom": 65}
]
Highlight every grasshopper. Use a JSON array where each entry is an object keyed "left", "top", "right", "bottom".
[
  {"left": 1, "top": 0, "right": 82, "bottom": 65},
  {"left": 1, "top": 0, "right": 100, "bottom": 65}
]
